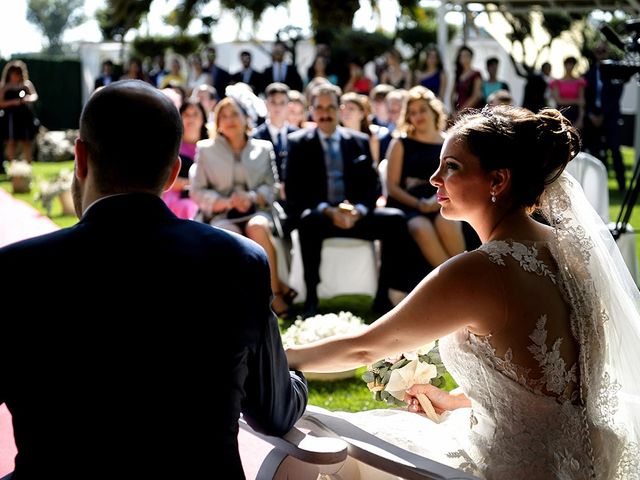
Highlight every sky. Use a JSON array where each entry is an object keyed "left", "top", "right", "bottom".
[{"left": 0, "top": 0, "right": 408, "bottom": 58}]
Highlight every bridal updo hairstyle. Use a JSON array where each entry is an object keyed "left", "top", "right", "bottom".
[{"left": 448, "top": 106, "right": 581, "bottom": 208}]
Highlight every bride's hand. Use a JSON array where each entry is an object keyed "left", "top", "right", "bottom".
[{"left": 404, "top": 384, "right": 470, "bottom": 414}]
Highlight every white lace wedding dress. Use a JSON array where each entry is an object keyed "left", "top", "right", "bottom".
[{"left": 330, "top": 237, "right": 639, "bottom": 479}]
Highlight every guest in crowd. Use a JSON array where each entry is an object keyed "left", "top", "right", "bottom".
[
  {"left": 187, "top": 54, "right": 212, "bottom": 95},
  {"left": 451, "top": 45, "right": 483, "bottom": 114},
  {"left": 120, "top": 57, "right": 149, "bottom": 83},
  {"left": 482, "top": 57, "right": 510, "bottom": 103},
  {"left": 161, "top": 99, "right": 207, "bottom": 219},
  {"left": 285, "top": 83, "right": 409, "bottom": 316},
  {"left": 0, "top": 79, "right": 308, "bottom": 479},
  {"left": 344, "top": 58, "right": 373, "bottom": 95},
  {"left": 262, "top": 40, "right": 303, "bottom": 93},
  {"left": 0, "top": 60, "right": 39, "bottom": 162},
  {"left": 190, "top": 96, "right": 296, "bottom": 318},
  {"left": 203, "top": 45, "right": 231, "bottom": 99},
  {"left": 386, "top": 86, "right": 465, "bottom": 268},
  {"left": 550, "top": 56, "right": 586, "bottom": 129},
  {"left": 286, "top": 89, "right": 309, "bottom": 128},
  {"left": 339, "top": 92, "right": 381, "bottom": 165},
  {"left": 368, "top": 83, "right": 394, "bottom": 127},
  {"left": 191, "top": 84, "right": 217, "bottom": 125},
  {"left": 378, "top": 48, "right": 412, "bottom": 89},
  {"left": 252, "top": 82, "right": 298, "bottom": 181},
  {"left": 418, "top": 45, "right": 447, "bottom": 101},
  {"left": 231, "top": 50, "right": 263, "bottom": 94},
  {"left": 583, "top": 42, "right": 626, "bottom": 192},
  {"left": 94, "top": 59, "right": 118, "bottom": 89}
]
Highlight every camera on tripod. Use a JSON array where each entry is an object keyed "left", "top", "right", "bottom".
[{"left": 599, "top": 19, "right": 640, "bottom": 83}]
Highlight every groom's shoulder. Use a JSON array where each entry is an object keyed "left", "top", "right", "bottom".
[{"left": 181, "top": 219, "right": 268, "bottom": 266}]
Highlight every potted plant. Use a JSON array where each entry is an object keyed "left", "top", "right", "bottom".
[{"left": 4, "top": 160, "right": 33, "bottom": 194}]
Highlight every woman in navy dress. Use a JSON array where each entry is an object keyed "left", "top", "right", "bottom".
[{"left": 386, "top": 86, "right": 465, "bottom": 269}]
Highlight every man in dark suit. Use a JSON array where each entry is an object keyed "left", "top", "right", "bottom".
[
  {"left": 262, "top": 41, "right": 303, "bottom": 94},
  {"left": 231, "top": 50, "right": 263, "bottom": 95},
  {"left": 204, "top": 45, "right": 230, "bottom": 99},
  {"left": 285, "top": 83, "right": 408, "bottom": 317},
  {"left": 93, "top": 59, "right": 118, "bottom": 90},
  {"left": 0, "top": 80, "right": 307, "bottom": 479},
  {"left": 584, "top": 42, "right": 627, "bottom": 193},
  {"left": 252, "top": 82, "right": 298, "bottom": 181}
]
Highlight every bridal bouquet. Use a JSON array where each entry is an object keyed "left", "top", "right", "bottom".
[{"left": 362, "top": 342, "right": 445, "bottom": 422}]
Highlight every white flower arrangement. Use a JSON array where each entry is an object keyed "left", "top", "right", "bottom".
[
  {"left": 3, "top": 160, "right": 32, "bottom": 178},
  {"left": 35, "top": 169, "right": 74, "bottom": 216},
  {"left": 281, "top": 311, "right": 367, "bottom": 348}
]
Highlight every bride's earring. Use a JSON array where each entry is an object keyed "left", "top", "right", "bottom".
[{"left": 490, "top": 191, "right": 496, "bottom": 203}]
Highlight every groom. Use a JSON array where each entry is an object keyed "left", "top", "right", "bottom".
[{"left": 0, "top": 80, "right": 307, "bottom": 479}]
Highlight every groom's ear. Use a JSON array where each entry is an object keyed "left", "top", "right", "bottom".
[{"left": 490, "top": 168, "right": 511, "bottom": 197}]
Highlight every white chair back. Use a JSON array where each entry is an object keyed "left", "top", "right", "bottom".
[
  {"left": 377, "top": 159, "right": 388, "bottom": 199},
  {"left": 566, "top": 152, "right": 610, "bottom": 223}
]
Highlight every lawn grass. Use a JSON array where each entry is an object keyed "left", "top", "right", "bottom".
[
  {"left": 0, "top": 160, "right": 77, "bottom": 228},
  {"left": 3, "top": 152, "right": 640, "bottom": 413}
]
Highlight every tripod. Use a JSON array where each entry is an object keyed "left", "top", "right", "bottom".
[{"left": 611, "top": 156, "right": 640, "bottom": 240}]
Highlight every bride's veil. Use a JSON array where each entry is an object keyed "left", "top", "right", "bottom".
[{"left": 540, "top": 171, "right": 640, "bottom": 476}]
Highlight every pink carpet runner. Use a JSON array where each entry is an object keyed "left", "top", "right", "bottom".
[{"left": 0, "top": 187, "right": 60, "bottom": 476}]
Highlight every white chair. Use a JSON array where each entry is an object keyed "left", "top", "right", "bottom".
[
  {"left": 240, "top": 407, "right": 480, "bottom": 480},
  {"left": 566, "top": 152, "right": 610, "bottom": 223},
  {"left": 288, "top": 229, "right": 378, "bottom": 303},
  {"left": 566, "top": 152, "right": 638, "bottom": 283},
  {"left": 239, "top": 416, "right": 349, "bottom": 479},
  {"left": 378, "top": 159, "right": 389, "bottom": 199}
]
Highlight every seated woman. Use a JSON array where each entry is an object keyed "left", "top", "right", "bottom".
[
  {"left": 162, "top": 99, "right": 207, "bottom": 219},
  {"left": 287, "top": 106, "right": 640, "bottom": 478},
  {"left": 190, "top": 97, "right": 296, "bottom": 316},
  {"left": 386, "top": 86, "right": 465, "bottom": 268},
  {"left": 339, "top": 92, "right": 383, "bottom": 165}
]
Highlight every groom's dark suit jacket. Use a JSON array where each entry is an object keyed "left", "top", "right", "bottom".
[{"left": 0, "top": 193, "right": 307, "bottom": 479}]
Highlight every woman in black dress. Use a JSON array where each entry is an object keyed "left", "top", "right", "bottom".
[
  {"left": 386, "top": 86, "right": 465, "bottom": 268},
  {"left": 0, "top": 61, "right": 39, "bottom": 162}
]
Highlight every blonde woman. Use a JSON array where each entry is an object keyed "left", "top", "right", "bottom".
[
  {"left": 190, "top": 97, "right": 296, "bottom": 316},
  {"left": 386, "top": 86, "right": 465, "bottom": 267}
]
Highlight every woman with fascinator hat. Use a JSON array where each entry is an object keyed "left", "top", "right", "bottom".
[{"left": 287, "top": 105, "right": 640, "bottom": 478}]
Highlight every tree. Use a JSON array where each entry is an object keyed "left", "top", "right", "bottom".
[
  {"left": 501, "top": 11, "right": 584, "bottom": 73},
  {"left": 96, "top": 0, "right": 154, "bottom": 42},
  {"left": 308, "top": 0, "right": 360, "bottom": 32},
  {"left": 26, "top": 0, "right": 86, "bottom": 55}
]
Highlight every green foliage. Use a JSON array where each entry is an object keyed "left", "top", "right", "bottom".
[
  {"left": 132, "top": 35, "right": 203, "bottom": 59},
  {"left": 394, "top": 7, "right": 456, "bottom": 72},
  {"left": 220, "top": 0, "right": 288, "bottom": 22},
  {"left": 316, "top": 28, "right": 392, "bottom": 69},
  {"left": 541, "top": 11, "right": 575, "bottom": 39},
  {"left": 96, "top": 0, "right": 153, "bottom": 42},
  {"left": 505, "top": 13, "right": 532, "bottom": 45},
  {"left": 26, "top": 0, "right": 85, "bottom": 55},
  {"left": 309, "top": 0, "right": 360, "bottom": 32}
]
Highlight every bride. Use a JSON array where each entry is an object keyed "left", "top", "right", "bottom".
[{"left": 286, "top": 106, "right": 640, "bottom": 479}]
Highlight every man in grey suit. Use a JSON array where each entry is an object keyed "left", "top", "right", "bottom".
[{"left": 0, "top": 80, "right": 307, "bottom": 479}]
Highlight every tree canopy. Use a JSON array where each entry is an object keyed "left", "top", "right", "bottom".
[{"left": 26, "top": 0, "right": 86, "bottom": 55}]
